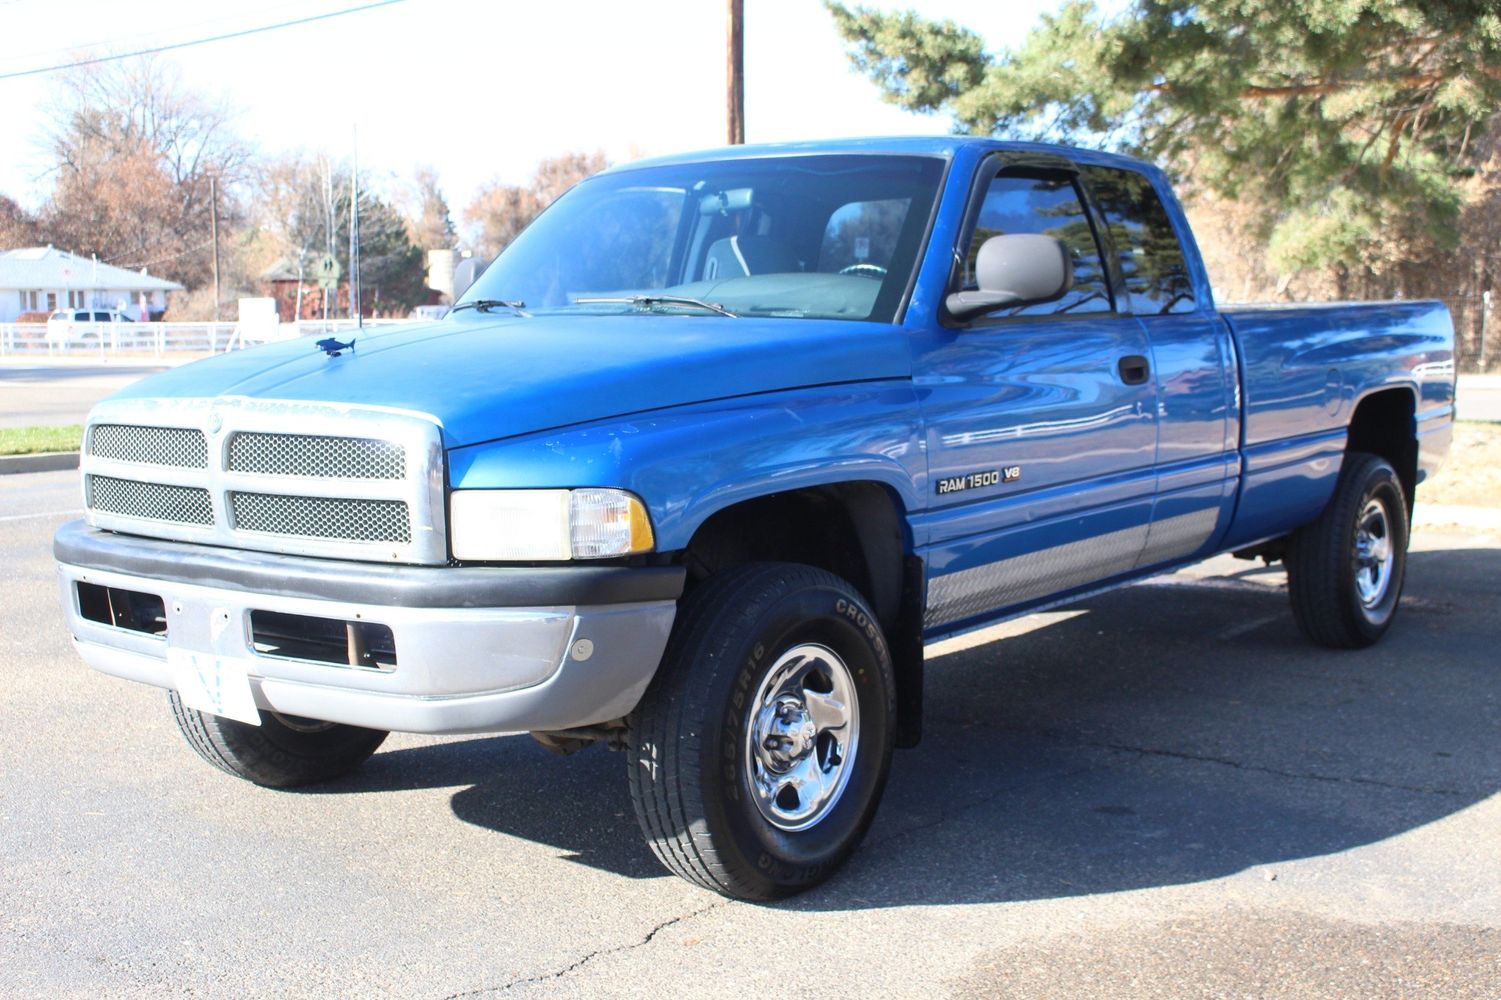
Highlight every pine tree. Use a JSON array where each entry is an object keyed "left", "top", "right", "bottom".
[{"left": 827, "top": 1, "right": 1501, "bottom": 276}]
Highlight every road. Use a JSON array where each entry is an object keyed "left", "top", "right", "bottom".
[
  {"left": 1457, "top": 375, "right": 1501, "bottom": 423},
  {"left": 0, "top": 363, "right": 170, "bottom": 428},
  {"left": 3, "top": 471, "right": 1498, "bottom": 998}
]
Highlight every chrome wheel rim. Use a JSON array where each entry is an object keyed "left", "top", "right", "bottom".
[
  {"left": 1353, "top": 496, "right": 1394, "bottom": 608},
  {"left": 744, "top": 643, "right": 860, "bottom": 832}
]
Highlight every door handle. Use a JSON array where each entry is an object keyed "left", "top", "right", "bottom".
[{"left": 1117, "top": 354, "right": 1151, "bottom": 386}]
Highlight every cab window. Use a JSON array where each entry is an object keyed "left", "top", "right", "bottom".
[
  {"left": 1081, "top": 166, "right": 1197, "bottom": 314},
  {"left": 959, "top": 171, "right": 1112, "bottom": 318}
]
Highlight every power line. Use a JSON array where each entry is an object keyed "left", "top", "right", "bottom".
[
  {"left": 0, "top": 0, "right": 406, "bottom": 81},
  {"left": 3, "top": 0, "right": 317, "bottom": 69}
]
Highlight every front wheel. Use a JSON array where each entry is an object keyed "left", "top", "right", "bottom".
[
  {"left": 169, "top": 692, "right": 388, "bottom": 787},
  {"left": 627, "top": 563, "right": 896, "bottom": 900},
  {"left": 1285, "top": 451, "right": 1409, "bottom": 649}
]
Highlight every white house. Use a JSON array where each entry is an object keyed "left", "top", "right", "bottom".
[{"left": 0, "top": 246, "right": 184, "bottom": 323}]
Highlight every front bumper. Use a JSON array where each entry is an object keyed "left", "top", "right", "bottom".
[{"left": 54, "top": 521, "right": 683, "bottom": 734}]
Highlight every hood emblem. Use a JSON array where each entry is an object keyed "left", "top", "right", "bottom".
[{"left": 315, "top": 337, "right": 355, "bottom": 357}]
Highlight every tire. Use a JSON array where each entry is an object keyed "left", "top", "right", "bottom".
[
  {"left": 1285, "top": 451, "right": 1409, "bottom": 649},
  {"left": 168, "top": 692, "right": 388, "bottom": 787},
  {"left": 627, "top": 563, "right": 896, "bottom": 900}
]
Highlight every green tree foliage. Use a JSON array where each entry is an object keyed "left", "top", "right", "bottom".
[
  {"left": 251, "top": 155, "right": 427, "bottom": 315},
  {"left": 335, "top": 185, "right": 428, "bottom": 314},
  {"left": 827, "top": 1, "right": 1501, "bottom": 275}
]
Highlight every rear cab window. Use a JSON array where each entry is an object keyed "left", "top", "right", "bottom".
[
  {"left": 818, "top": 199, "right": 910, "bottom": 275},
  {"left": 1080, "top": 166, "right": 1197, "bottom": 315}
]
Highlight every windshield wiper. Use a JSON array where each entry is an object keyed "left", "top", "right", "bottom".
[
  {"left": 574, "top": 294, "right": 738, "bottom": 318},
  {"left": 450, "top": 298, "right": 530, "bottom": 317}
]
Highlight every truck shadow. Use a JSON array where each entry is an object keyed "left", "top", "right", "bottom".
[{"left": 345, "top": 544, "right": 1501, "bottom": 907}]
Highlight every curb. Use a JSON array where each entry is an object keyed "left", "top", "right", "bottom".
[{"left": 0, "top": 451, "right": 79, "bottom": 475}]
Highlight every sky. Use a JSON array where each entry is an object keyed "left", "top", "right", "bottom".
[{"left": 0, "top": 0, "right": 1066, "bottom": 217}]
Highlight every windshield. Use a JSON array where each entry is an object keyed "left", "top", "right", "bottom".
[{"left": 458, "top": 154, "right": 946, "bottom": 323}]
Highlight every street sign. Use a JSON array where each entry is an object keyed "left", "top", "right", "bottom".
[{"left": 314, "top": 254, "right": 341, "bottom": 290}]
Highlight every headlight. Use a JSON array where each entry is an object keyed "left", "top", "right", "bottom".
[{"left": 449, "top": 488, "right": 655, "bottom": 561}]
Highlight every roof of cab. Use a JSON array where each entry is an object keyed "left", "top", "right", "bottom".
[{"left": 611, "top": 135, "right": 1159, "bottom": 175}]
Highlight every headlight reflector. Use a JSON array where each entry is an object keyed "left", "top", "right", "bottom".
[{"left": 449, "top": 488, "right": 654, "bottom": 561}]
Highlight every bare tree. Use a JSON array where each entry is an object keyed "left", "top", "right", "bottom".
[
  {"left": 405, "top": 166, "right": 457, "bottom": 251},
  {"left": 0, "top": 194, "right": 40, "bottom": 248},
  {"left": 36, "top": 56, "right": 248, "bottom": 287},
  {"left": 464, "top": 151, "right": 608, "bottom": 258}
]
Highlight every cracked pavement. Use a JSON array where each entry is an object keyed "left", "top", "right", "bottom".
[{"left": 4, "top": 469, "right": 1499, "bottom": 998}]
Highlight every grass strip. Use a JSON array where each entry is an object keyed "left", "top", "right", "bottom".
[{"left": 0, "top": 425, "right": 84, "bottom": 456}]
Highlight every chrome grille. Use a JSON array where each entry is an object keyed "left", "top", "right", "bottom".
[
  {"left": 90, "top": 424, "right": 207, "bottom": 468},
  {"left": 81, "top": 398, "right": 446, "bottom": 564},
  {"left": 89, "top": 475, "right": 213, "bottom": 525},
  {"left": 227, "top": 432, "right": 406, "bottom": 479},
  {"left": 231, "top": 492, "right": 411, "bottom": 543}
]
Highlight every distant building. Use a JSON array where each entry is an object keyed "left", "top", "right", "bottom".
[{"left": 0, "top": 246, "right": 184, "bottom": 323}]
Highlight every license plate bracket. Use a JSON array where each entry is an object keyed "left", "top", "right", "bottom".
[{"left": 167, "top": 648, "right": 261, "bottom": 726}]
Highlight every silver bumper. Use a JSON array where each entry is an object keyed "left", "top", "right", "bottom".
[{"left": 55, "top": 524, "right": 680, "bottom": 735}]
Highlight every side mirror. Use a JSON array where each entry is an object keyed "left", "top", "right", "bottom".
[
  {"left": 945, "top": 233, "right": 1074, "bottom": 321},
  {"left": 451, "top": 256, "right": 491, "bottom": 301}
]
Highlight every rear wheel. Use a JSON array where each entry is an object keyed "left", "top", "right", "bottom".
[
  {"left": 627, "top": 563, "right": 896, "bottom": 900},
  {"left": 169, "top": 692, "right": 387, "bottom": 787},
  {"left": 1285, "top": 451, "right": 1409, "bottom": 649}
]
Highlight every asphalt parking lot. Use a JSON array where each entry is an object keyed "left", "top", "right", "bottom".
[{"left": 3, "top": 470, "right": 1499, "bottom": 999}]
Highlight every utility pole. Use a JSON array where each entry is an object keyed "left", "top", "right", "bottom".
[
  {"left": 209, "top": 176, "right": 221, "bottom": 324},
  {"left": 1482, "top": 288, "right": 1491, "bottom": 370},
  {"left": 350, "top": 128, "right": 362, "bottom": 327},
  {"left": 727, "top": 0, "right": 744, "bottom": 144},
  {"left": 323, "top": 160, "right": 333, "bottom": 326}
]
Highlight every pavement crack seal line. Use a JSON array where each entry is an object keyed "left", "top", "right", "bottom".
[
  {"left": 1064, "top": 736, "right": 1466, "bottom": 798},
  {"left": 439, "top": 901, "right": 724, "bottom": 998}
]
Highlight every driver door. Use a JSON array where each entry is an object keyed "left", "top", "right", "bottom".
[{"left": 912, "top": 165, "right": 1159, "bottom": 633}]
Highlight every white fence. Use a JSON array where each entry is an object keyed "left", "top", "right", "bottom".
[{"left": 0, "top": 319, "right": 416, "bottom": 358}]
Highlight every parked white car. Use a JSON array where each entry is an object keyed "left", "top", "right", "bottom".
[{"left": 45, "top": 309, "right": 132, "bottom": 344}]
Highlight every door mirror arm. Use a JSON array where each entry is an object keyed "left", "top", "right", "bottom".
[
  {"left": 944, "top": 233, "right": 1073, "bottom": 325},
  {"left": 943, "top": 290, "right": 1022, "bottom": 322}
]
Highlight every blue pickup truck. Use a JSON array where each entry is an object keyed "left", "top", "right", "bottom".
[{"left": 55, "top": 138, "right": 1455, "bottom": 900}]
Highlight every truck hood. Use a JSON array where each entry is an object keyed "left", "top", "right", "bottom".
[{"left": 109, "top": 313, "right": 912, "bottom": 447}]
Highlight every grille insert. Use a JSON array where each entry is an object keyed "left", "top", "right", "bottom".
[
  {"left": 90, "top": 425, "right": 207, "bottom": 468},
  {"left": 89, "top": 475, "right": 214, "bottom": 525},
  {"left": 227, "top": 432, "right": 406, "bottom": 479},
  {"left": 231, "top": 492, "right": 411, "bottom": 543}
]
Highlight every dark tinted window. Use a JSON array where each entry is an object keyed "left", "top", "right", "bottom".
[
  {"left": 961, "top": 171, "right": 1111, "bottom": 318},
  {"left": 1082, "top": 166, "right": 1196, "bottom": 314}
]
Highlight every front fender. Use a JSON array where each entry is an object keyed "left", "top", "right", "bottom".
[{"left": 446, "top": 382, "right": 925, "bottom": 551}]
